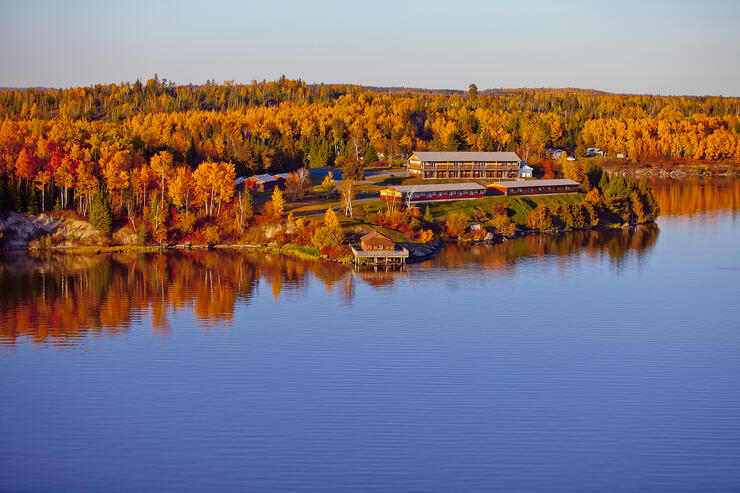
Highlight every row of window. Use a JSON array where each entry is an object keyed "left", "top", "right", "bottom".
[
  {"left": 423, "top": 162, "right": 517, "bottom": 168},
  {"left": 513, "top": 186, "right": 573, "bottom": 192},
  {"left": 410, "top": 191, "right": 480, "bottom": 198}
]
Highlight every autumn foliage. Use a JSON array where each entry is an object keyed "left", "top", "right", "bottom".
[{"left": 0, "top": 77, "right": 731, "bottom": 244}]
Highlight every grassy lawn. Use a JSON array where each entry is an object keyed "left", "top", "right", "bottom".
[{"left": 426, "top": 194, "right": 584, "bottom": 225}]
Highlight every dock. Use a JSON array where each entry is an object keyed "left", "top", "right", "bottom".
[{"left": 351, "top": 245, "right": 409, "bottom": 265}]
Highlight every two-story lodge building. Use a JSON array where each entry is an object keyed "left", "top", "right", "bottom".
[{"left": 407, "top": 151, "right": 522, "bottom": 180}]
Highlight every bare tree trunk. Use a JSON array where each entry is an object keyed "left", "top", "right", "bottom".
[
  {"left": 341, "top": 179, "right": 355, "bottom": 218},
  {"left": 405, "top": 187, "right": 417, "bottom": 210}
]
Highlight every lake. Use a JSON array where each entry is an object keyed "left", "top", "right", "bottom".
[{"left": 1, "top": 178, "right": 739, "bottom": 492}]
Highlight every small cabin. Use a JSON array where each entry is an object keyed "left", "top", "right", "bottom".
[
  {"left": 246, "top": 174, "right": 280, "bottom": 192},
  {"left": 360, "top": 230, "right": 395, "bottom": 252}
]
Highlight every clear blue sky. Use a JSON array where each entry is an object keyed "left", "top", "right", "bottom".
[{"left": 1, "top": 0, "right": 739, "bottom": 96}]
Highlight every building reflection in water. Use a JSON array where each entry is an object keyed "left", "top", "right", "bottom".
[
  {"left": 0, "top": 223, "right": 661, "bottom": 348},
  {"left": 9, "top": 176, "right": 737, "bottom": 347}
]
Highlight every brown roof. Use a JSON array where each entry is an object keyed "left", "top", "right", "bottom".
[{"left": 360, "top": 230, "right": 394, "bottom": 244}]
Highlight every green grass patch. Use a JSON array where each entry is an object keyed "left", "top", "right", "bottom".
[
  {"left": 427, "top": 194, "right": 584, "bottom": 225},
  {"left": 264, "top": 243, "right": 320, "bottom": 260}
]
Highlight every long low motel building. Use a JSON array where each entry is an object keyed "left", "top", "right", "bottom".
[
  {"left": 407, "top": 151, "right": 521, "bottom": 180},
  {"left": 487, "top": 179, "right": 581, "bottom": 196},
  {"left": 381, "top": 183, "right": 487, "bottom": 203}
]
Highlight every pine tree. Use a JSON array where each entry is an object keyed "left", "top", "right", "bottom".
[
  {"left": 0, "top": 180, "right": 13, "bottom": 212},
  {"left": 26, "top": 187, "right": 40, "bottom": 215},
  {"left": 445, "top": 129, "right": 470, "bottom": 151},
  {"left": 423, "top": 205, "right": 434, "bottom": 225},
  {"left": 89, "top": 193, "right": 113, "bottom": 232},
  {"left": 363, "top": 144, "right": 379, "bottom": 166}
]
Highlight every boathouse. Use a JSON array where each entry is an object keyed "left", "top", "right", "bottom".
[
  {"left": 352, "top": 230, "right": 409, "bottom": 265},
  {"left": 360, "top": 230, "right": 395, "bottom": 251},
  {"left": 380, "top": 183, "right": 486, "bottom": 204},
  {"left": 487, "top": 179, "right": 580, "bottom": 196},
  {"left": 407, "top": 151, "right": 521, "bottom": 180}
]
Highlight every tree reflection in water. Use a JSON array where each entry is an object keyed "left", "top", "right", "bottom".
[
  {"left": 426, "top": 223, "right": 660, "bottom": 274},
  {"left": 0, "top": 225, "right": 659, "bottom": 347},
  {"left": 0, "top": 250, "right": 347, "bottom": 347},
  {"left": 3, "top": 178, "right": 737, "bottom": 347},
  {"left": 648, "top": 177, "right": 739, "bottom": 216}
]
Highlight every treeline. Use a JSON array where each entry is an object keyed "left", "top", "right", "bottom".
[
  {"left": 526, "top": 172, "right": 660, "bottom": 231},
  {"left": 1, "top": 77, "right": 740, "bottom": 171},
  {"left": 0, "top": 78, "right": 732, "bottom": 237}
]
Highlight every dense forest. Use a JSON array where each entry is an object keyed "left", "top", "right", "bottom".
[{"left": 0, "top": 77, "right": 735, "bottom": 244}]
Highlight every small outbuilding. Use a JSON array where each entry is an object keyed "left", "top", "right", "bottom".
[
  {"left": 519, "top": 163, "right": 534, "bottom": 178},
  {"left": 246, "top": 174, "right": 280, "bottom": 192}
]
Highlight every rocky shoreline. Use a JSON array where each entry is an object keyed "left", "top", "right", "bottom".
[{"left": 606, "top": 165, "right": 737, "bottom": 179}]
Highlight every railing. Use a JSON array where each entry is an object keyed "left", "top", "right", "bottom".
[{"left": 351, "top": 246, "right": 409, "bottom": 259}]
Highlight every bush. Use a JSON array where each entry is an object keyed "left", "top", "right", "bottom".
[
  {"left": 445, "top": 212, "right": 468, "bottom": 237},
  {"left": 39, "top": 234, "right": 53, "bottom": 249},
  {"left": 137, "top": 228, "right": 150, "bottom": 245},
  {"left": 154, "top": 226, "right": 169, "bottom": 245},
  {"left": 205, "top": 225, "right": 221, "bottom": 246},
  {"left": 312, "top": 226, "right": 345, "bottom": 249},
  {"left": 419, "top": 229, "right": 435, "bottom": 243},
  {"left": 176, "top": 210, "right": 197, "bottom": 235},
  {"left": 490, "top": 212, "right": 516, "bottom": 236},
  {"left": 526, "top": 203, "right": 555, "bottom": 231}
]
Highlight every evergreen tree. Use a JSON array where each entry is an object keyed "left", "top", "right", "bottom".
[
  {"left": 89, "top": 193, "right": 113, "bottom": 232},
  {"left": 363, "top": 144, "right": 379, "bottom": 166},
  {"left": 445, "top": 129, "right": 470, "bottom": 151},
  {"left": 185, "top": 136, "right": 198, "bottom": 169},
  {"left": 423, "top": 205, "right": 434, "bottom": 225},
  {"left": 478, "top": 130, "right": 495, "bottom": 152},
  {"left": 468, "top": 83, "right": 478, "bottom": 98},
  {"left": 26, "top": 187, "right": 40, "bottom": 215},
  {"left": 308, "top": 138, "right": 331, "bottom": 168},
  {"left": 0, "top": 180, "right": 13, "bottom": 212}
]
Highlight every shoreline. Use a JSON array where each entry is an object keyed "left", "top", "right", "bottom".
[{"left": 10, "top": 220, "right": 646, "bottom": 268}]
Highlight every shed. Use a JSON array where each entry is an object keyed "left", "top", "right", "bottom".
[{"left": 519, "top": 163, "right": 534, "bottom": 178}]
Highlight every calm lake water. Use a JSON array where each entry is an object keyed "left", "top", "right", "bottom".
[{"left": 1, "top": 178, "right": 739, "bottom": 492}]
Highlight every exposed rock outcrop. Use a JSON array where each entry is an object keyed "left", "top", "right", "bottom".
[{"left": 0, "top": 212, "right": 134, "bottom": 251}]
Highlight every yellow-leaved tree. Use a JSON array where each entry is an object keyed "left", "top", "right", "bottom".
[
  {"left": 271, "top": 186, "right": 285, "bottom": 218},
  {"left": 324, "top": 207, "right": 340, "bottom": 228},
  {"left": 150, "top": 150, "right": 173, "bottom": 209}
]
